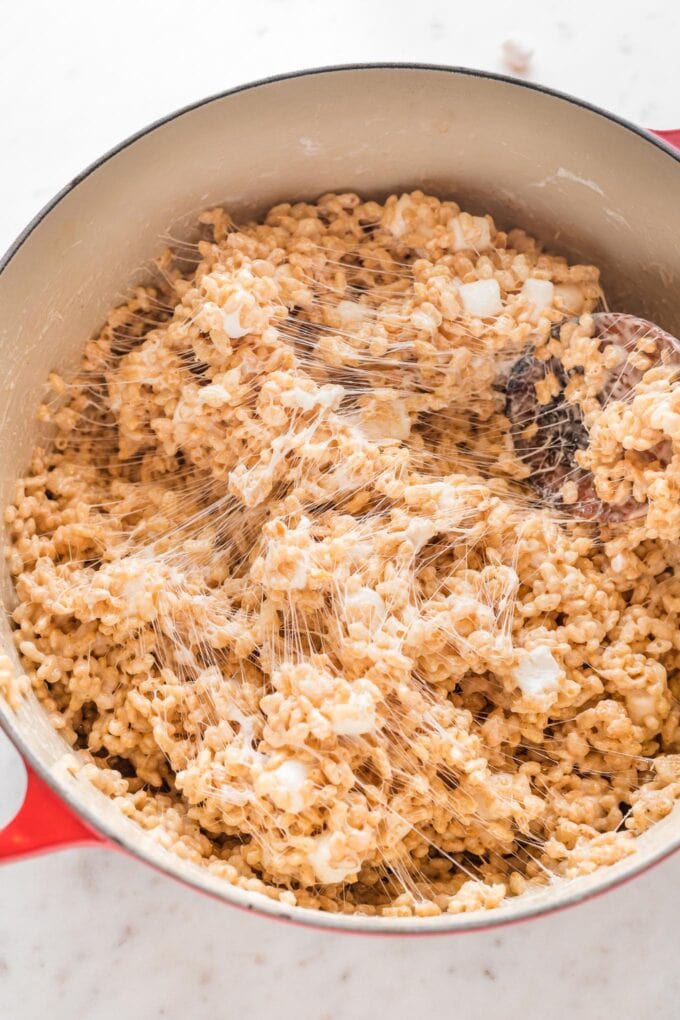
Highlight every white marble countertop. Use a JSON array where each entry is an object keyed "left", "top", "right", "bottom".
[{"left": 1, "top": 2, "right": 679, "bottom": 1017}]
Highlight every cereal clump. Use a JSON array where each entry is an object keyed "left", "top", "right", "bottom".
[{"left": 5, "top": 190, "right": 680, "bottom": 917}]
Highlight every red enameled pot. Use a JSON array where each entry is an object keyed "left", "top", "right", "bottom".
[{"left": 1, "top": 65, "right": 678, "bottom": 933}]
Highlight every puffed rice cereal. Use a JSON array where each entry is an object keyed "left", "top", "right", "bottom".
[{"left": 4, "top": 190, "right": 680, "bottom": 917}]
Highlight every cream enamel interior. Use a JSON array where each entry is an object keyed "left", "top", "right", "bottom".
[{"left": 1, "top": 65, "right": 679, "bottom": 932}]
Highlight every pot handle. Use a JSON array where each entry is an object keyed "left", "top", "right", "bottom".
[
  {"left": 652, "top": 128, "right": 680, "bottom": 149},
  {"left": 0, "top": 762, "right": 105, "bottom": 861}
]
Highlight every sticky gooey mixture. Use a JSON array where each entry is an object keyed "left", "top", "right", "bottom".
[{"left": 4, "top": 191, "right": 680, "bottom": 918}]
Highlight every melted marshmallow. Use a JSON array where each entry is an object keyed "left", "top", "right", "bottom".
[
  {"left": 335, "top": 300, "right": 369, "bottom": 327},
  {"left": 520, "top": 278, "right": 555, "bottom": 315},
  {"left": 308, "top": 834, "right": 355, "bottom": 884},
  {"left": 330, "top": 686, "right": 377, "bottom": 736},
  {"left": 449, "top": 215, "right": 492, "bottom": 253},
  {"left": 222, "top": 305, "right": 249, "bottom": 339},
  {"left": 514, "top": 646, "right": 561, "bottom": 697},
  {"left": 458, "top": 279, "right": 502, "bottom": 318},
  {"left": 554, "top": 283, "right": 584, "bottom": 315},
  {"left": 385, "top": 196, "right": 432, "bottom": 240},
  {"left": 343, "top": 586, "right": 385, "bottom": 627},
  {"left": 269, "top": 759, "right": 309, "bottom": 813},
  {"left": 280, "top": 384, "right": 344, "bottom": 412}
]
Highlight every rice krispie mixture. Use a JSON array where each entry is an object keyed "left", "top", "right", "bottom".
[{"left": 5, "top": 190, "right": 680, "bottom": 917}]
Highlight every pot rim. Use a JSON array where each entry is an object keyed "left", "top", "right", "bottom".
[
  {"left": 2, "top": 61, "right": 678, "bottom": 282},
  {"left": 1, "top": 62, "right": 679, "bottom": 934}
]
